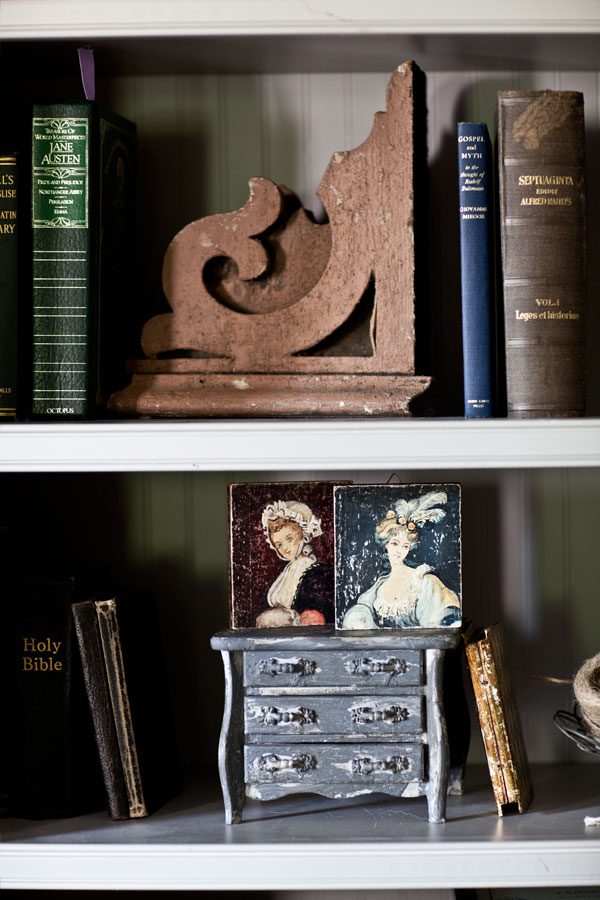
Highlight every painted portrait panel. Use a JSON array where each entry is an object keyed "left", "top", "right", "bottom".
[
  {"left": 229, "top": 482, "right": 337, "bottom": 629},
  {"left": 335, "top": 484, "right": 462, "bottom": 630}
]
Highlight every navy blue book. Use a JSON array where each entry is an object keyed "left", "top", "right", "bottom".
[{"left": 457, "top": 122, "right": 494, "bottom": 418}]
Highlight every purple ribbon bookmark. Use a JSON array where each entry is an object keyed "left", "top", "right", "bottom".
[{"left": 78, "top": 48, "right": 95, "bottom": 101}]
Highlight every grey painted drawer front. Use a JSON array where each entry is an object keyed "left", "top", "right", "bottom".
[
  {"left": 244, "top": 650, "right": 422, "bottom": 687},
  {"left": 245, "top": 694, "right": 423, "bottom": 735},
  {"left": 245, "top": 742, "right": 423, "bottom": 784}
]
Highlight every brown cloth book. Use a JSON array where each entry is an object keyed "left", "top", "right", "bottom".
[
  {"left": 463, "top": 622, "right": 533, "bottom": 815},
  {"left": 497, "top": 89, "right": 586, "bottom": 418}
]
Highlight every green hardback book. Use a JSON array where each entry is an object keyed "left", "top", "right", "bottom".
[
  {"left": 30, "top": 102, "right": 136, "bottom": 419},
  {"left": 0, "top": 152, "right": 18, "bottom": 419}
]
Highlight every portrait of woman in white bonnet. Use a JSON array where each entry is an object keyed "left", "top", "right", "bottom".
[
  {"left": 255, "top": 499, "right": 334, "bottom": 627},
  {"left": 228, "top": 482, "right": 337, "bottom": 629}
]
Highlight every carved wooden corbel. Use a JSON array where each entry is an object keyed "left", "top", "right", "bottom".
[{"left": 109, "top": 61, "right": 430, "bottom": 417}]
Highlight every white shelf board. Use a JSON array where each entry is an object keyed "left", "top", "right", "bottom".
[
  {"left": 2, "top": 766, "right": 599, "bottom": 891},
  {"left": 0, "top": 418, "right": 598, "bottom": 473},
  {"left": 3, "top": 2, "right": 599, "bottom": 73},
  {"left": 1, "top": 0, "right": 600, "bottom": 38}
]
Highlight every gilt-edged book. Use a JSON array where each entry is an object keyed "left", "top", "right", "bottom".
[
  {"left": 463, "top": 621, "right": 533, "bottom": 815},
  {"left": 72, "top": 588, "right": 180, "bottom": 819}
]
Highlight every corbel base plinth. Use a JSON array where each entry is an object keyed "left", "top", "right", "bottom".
[{"left": 108, "top": 372, "right": 432, "bottom": 418}]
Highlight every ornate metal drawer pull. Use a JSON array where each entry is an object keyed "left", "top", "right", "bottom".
[
  {"left": 352, "top": 755, "right": 411, "bottom": 775},
  {"left": 256, "top": 753, "right": 317, "bottom": 777},
  {"left": 258, "top": 706, "right": 317, "bottom": 726},
  {"left": 258, "top": 657, "right": 317, "bottom": 677},
  {"left": 351, "top": 704, "right": 410, "bottom": 724},
  {"left": 347, "top": 657, "right": 409, "bottom": 677}
]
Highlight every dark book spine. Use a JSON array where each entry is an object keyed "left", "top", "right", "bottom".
[
  {"left": 30, "top": 102, "right": 95, "bottom": 420},
  {"left": 9, "top": 577, "right": 101, "bottom": 818},
  {"left": 0, "top": 153, "right": 18, "bottom": 419},
  {"left": 457, "top": 123, "right": 493, "bottom": 418},
  {"left": 497, "top": 90, "right": 586, "bottom": 418},
  {"left": 72, "top": 600, "right": 130, "bottom": 820},
  {"left": 0, "top": 526, "right": 10, "bottom": 815},
  {"left": 95, "top": 597, "right": 148, "bottom": 818}
]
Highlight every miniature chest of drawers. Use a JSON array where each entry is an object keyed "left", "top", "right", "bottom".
[{"left": 211, "top": 626, "right": 460, "bottom": 824}]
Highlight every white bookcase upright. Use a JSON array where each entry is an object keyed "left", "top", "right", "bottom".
[{"left": 1, "top": 2, "right": 600, "bottom": 892}]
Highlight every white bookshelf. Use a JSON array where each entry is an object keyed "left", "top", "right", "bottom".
[
  {"left": 3, "top": 766, "right": 600, "bottom": 891},
  {"left": 1, "top": 0, "right": 600, "bottom": 36},
  {"left": 0, "top": 419, "right": 598, "bottom": 472},
  {"left": 1, "top": 2, "right": 600, "bottom": 892}
]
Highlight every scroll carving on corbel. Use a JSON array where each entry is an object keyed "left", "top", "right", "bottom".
[{"left": 109, "top": 61, "right": 431, "bottom": 417}]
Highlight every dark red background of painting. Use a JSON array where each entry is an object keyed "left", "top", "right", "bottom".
[{"left": 228, "top": 482, "right": 336, "bottom": 628}]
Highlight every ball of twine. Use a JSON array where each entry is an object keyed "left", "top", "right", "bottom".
[{"left": 573, "top": 652, "right": 600, "bottom": 738}]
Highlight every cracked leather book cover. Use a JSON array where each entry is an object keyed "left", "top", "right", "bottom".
[
  {"left": 497, "top": 89, "right": 586, "bottom": 418},
  {"left": 72, "top": 588, "right": 181, "bottom": 819},
  {"left": 463, "top": 621, "right": 533, "bottom": 815}
]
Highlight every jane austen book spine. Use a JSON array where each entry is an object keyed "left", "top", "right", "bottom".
[
  {"left": 497, "top": 90, "right": 586, "bottom": 417},
  {"left": 464, "top": 622, "right": 533, "bottom": 816},
  {"left": 0, "top": 152, "right": 18, "bottom": 419},
  {"left": 30, "top": 102, "right": 136, "bottom": 419},
  {"left": 72, "top": 599, "right": 130, "bottom": 819},
  {"left": 457, "top": 123, "right": 493, "bottom": 418}
]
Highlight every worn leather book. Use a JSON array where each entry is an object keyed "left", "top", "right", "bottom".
[
  {"left": 29, "top": 101, "right": 136, "bottom": 419},
  {"left": 71, "top": 597, "right": 130, "bottom": 819},
  {"left": 8, "top": 573, "right": 105, "bottom": 818},
  {"left": 72, "top": 589, "right": 181, "bottom": 819},
  {"left": 463, "top": 622, "right": 533, "bottom": 815},
  {"left": 497, "top": 89, "right": 586, "bottom": 417}
]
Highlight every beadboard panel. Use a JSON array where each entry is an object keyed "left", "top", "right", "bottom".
[
  {"left": 104, "top": 66, "right": 599, "bottom": 217},
  {"left": 5, "top": 467, "right": 598, "bottom": 770}
]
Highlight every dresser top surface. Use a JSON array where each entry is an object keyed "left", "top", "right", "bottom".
[{"left": 211, "top": 625, "right": 461, "bottom": 650}]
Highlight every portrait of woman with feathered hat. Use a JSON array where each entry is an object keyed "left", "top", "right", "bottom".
[{"left": 335, "top": 484, "right": 462, "bottom": 630}]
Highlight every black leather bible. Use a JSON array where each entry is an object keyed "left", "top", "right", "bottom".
[{"left": 9, "top": 573, "right": 104, "bottom": 818}]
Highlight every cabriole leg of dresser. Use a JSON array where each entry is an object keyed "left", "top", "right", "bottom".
[
  {"left": 425, "top": 647, "right": 449, "bottom": 824},
  {"left": 218, "top": 649, "right": 245, "bottom": 824}
]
